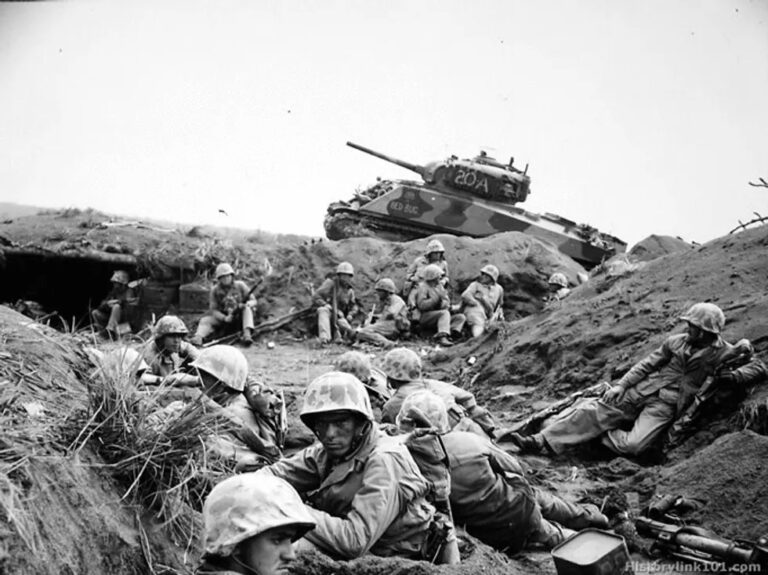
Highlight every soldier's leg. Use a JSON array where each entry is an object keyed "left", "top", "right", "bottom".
[
  {"left": 449, "top": 313, "right": 466, "bottom": 338},
  {"left": 465, "top": 308, "right": 486, "bottom": 338},
  {"left": 316, "top": 305, "right": 332, "bottom": 342},
  {"left": 106, "top": 303, "right": 123, "bottom": 332},
  {"left": 194, "top": 315, "right": 220, "bottom": 342},
  {"left": 602, "top": 396, "right": 676, "bottom": 456},
  {"left": 533, "top": 487, "right": 609, "bottom": 529},
  {"left": 538, "top": 398, "right": 632, "bottom": 454}
]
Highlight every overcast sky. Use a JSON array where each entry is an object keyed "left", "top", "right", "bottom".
[{"left": 1, "top": 0, "right": 766, "bottom": 248}]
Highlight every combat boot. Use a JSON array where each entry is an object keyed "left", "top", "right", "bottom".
[{"left": 508, "top": 432, "right": 547, "bottom": 454}]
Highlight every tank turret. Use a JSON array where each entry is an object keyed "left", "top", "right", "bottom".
[
  {"left": 346, "top": 142, "right": 530, "bottom": 205},
  {"left": 325, "top": 141, "right": 626, "bottom": 269}
]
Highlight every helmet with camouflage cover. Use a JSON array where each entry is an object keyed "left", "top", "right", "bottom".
[
  {"left": 396, "top": 390, "right": 450, "bottom": 434},
  {"left": 334, "top": 351, "right": 371, "bottom": 383},
  {"left": 423, "top": 264, "right": 444, "bottom": 282},
  {"left": 374, "top": 278, "right": 396, "bottom": 294},
  {"left": 203, "top": 473, "right": 315, "bottom": 558},
  {"left": 336, "top": 261, "right": 354, "bottom": 276},
  {"left": 480, "top": 264, "right": 499, "bottom": 282},
  {"left": 191, "top": 345, "right": 248, "bottom": 391},
  {"left": 548, "top": 272, "right": 568, "bottom": 288},
  {"left": 680, "top": 302, "right": 725, "bottom": 334},
  {"left": 215, "top": 263, "right": 235, "bottom": 279},
  {"left": 382, "top": 347, "right": 422, "bottom": 383},
  {"left": 300, "top": 371, "right": 373, "bottom": 425},
  {"left": 426, "top": 239, "right": 445, "bottom": 254},
  {"left": 110, "top": 270, "right": 130, "bottom": 285},
  {"left": 153, "top": 315, "right": 189, "bottom": 340}
]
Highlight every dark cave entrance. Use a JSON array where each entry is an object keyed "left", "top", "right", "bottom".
[{"left": 0, "top": 250, "right": 138, "bottom": 330}]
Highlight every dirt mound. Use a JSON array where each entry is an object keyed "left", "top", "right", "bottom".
[
  {"left": 0, "top": 305, "right": 185, "bottom": 574},
  {"left": 628, "top": 234, "right": 693, "bottom": 262},
  {"left": 645, "top": 431, "right": 768, "bottom": 541},
  {"left": 466, "top": 225, "right": 768, "bottom": 431}
]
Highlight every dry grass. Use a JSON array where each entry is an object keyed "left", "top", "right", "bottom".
[{"left": 71, "top": 362, "right": 234, "bottom": 549}]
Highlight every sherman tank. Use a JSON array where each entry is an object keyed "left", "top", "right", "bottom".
[{"left": 324, "top": 142, "right": 627, "bottom": 269}]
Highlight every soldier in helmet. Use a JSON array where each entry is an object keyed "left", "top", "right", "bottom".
[
  {"left": 192, "top": 263, "right": 257, "bottom": 346},
  {"left": 510, "top": 303, "right": 767, "bottom": 456},
  {"left": 91, "top": 269, "right": 137, "bottom": 338},
  {"left": 403, "top": 239, "right": 449, "bottom": 300},
  {"left": 190, "top": 345, "right": 282, "bottom": 467},
  {"left": 413, "top": 264, "right": 465, "bottom": 347},
  {"left": 199, "top": 474, "right": 315, "bottom": 574},
  {"left": 354, "top": 278, "right": 409, "bottom": 348},
  {"left": 397, "top": 391, "right": 609, "bottom": 554},
  {"left": 256, "top": 371, "right": 454, "bottom": 562},
  {"left": 312, "top": 262, "right": 359, "bottom": 344},
  {"left": 461, "top": 264, "right": 504, "bottom": 338},
  {"left": 140, "top": 315, "right": 201, "bottom": 387},
  {"left": 380, "top": 347, "right": 496, "bottom": 438},
  {"left": 334, "top": 351, "right": 392, "bottom": 421},
  {"left": 543, "top": 272, "right": 570, "bottom": 308}
]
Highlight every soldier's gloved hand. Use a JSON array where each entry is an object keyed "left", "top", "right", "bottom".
[
  {"left": 602, "top": 384, "right": 625, "bottom": 405},
  {"left": 717, "top": 371, "right": 738, "bottom": 385}
]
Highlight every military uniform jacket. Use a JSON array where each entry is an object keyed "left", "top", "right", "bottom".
[
  {"left": 617, "top": 333, "right": 766, "bottom": 407},
  {"left": 312, "top": 278, "right": 358, "bottom": 317},
  {"left": 413, "top": 282, "right": 450, "bottom": 313},
  {"left": 208, "top": 280, "right": 252, "bottom": 319},
  {"left": 461, "top": 281, "right": 503, "bottom": 314},
  {"left": 441, "top": 431, "right": 536, "bottom": 552},
  {"left": 143, "top": 340, "right": 199, "bottom": 378},
  {"left": 260, "top": 427, "right": 434, "bottom": 559}
]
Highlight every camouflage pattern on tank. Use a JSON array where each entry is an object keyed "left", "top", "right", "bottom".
[
  {"left": 203, "top": 473, "right": 315, "bottom": 557},
  {"left": 299, "top": 371, "right": 373, "bottom": 423},
  {"left": 382, "top": 348, "right": 422, "bottom": 382},
  {"left": 325, "top": 143, "right": 627, "bottom": 269}
]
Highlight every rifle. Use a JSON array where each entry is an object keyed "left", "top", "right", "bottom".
[
  {"left": 666, "top": 345, "right": 755, "bottom": 447},
  {"left": 636, "top": 517, "right": 768, "bottom": 569},
  {"left": 331, "top": 278, "right": 339, "bottom": 340},
  {"left": 496, "top": 380, "right": 610, "bottom": 441}
]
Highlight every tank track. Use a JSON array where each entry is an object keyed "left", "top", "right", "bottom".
[{"left": 324, "top": 208, "right": 445, "bottom": 242}]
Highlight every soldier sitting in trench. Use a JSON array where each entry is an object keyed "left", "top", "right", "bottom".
[
  {"left": 91, "top": 269, "right": 137, "bottom": 338},
  {"left": 380, "top": 347, "right": 497, "bottom": 439},
  {"left": 191, "top": 263, "right": 257, "bottom": 346},
  {"left": 510, "top": 303, "right": 768, "bottom": 457},
  {"left": 255, "top": 371, "right": 456, "bottom": 563},
  {"left": 140, "top": 315, "right": 201, "bottom": 387},
  {"left": 352, "top": 278, "right": 410, "bottom": 348}
]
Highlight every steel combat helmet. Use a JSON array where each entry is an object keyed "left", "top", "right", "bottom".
[
  {"left": 110, "top": 270, "right": 130, "bottom": 285},
  {"left": 396, "top": 389, "right": 450, "bottom": 434},
  {"left": 680, "top": 303, "right": 725, "bottom": 334},
  {"left": 382, "top": 347, "right": 422, "bottom": 383},
  {"left": 374, "top": 278, "right": 397, "bottom": 294},
  {"left": 191, "top": 345, "right": 248, "bottom": 391},
  {"left": 215, "top": 263, "right": 235, "bottom": 279},
  {"left": 334, "top": 351, "right": 372, "bottom": 383},
  {"left": 153, "top": 315, "right": 189, "bottom": 340},
  {"left": 203, "top": 474, "right": 315, "bottom": 557},
  {"left": 480, "top": 264, "right": 499, "bottom": 282},
  {"left": 299, "top": 371, "right": 373, "bottom": 426},
  {"left": 426, "top": 239, "right": 445, "bottom": 254},
  {"left": 548, "top": 272, "right": 568, "bottom": 288},
  {"left": 423, "top": 264, "right": 444, "bottom": 282}
]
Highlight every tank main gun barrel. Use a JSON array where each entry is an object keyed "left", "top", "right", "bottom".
[{"left": 346, "top": 141, "right": 426, "bottom": 178}]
